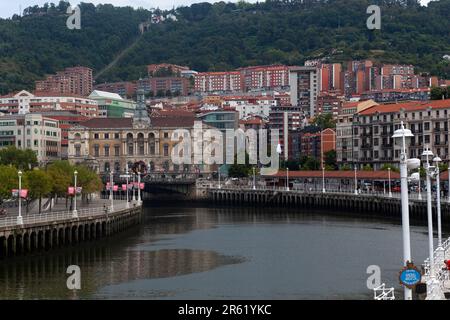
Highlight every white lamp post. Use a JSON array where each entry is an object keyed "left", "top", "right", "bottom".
[
  {"left": 392, "top": 121, "right": 415, "bottom": 300},
  {"left": 218, "top": 168, "right": 221, "bottom": 189},
  {"left": 253, "top": 167, "right": 256, "bottom": 190},
  {"left": 125, "top": 166, "right": 130, "bottom": 209},
  {"left": 433, "top": 155, "right": 442, "bottom": 248},
  {"left": 109, "top": 170, "right": 114, "bottom": 212},
  {"left": 132, "top": 172, "right": 136, "bottom": 201},
  {"left": 137, "top": 171, "right": 142, "bottom": 204},
  {"left": 418, "top": 172, "right": 422, "bottom": 201},
  {"left": 322, "top": 166, "right": 326, "bottom": 193},
  {"left": 388, "top": 167, "right": 392, "bottom": 198},
  {"left": 354, "top": 166, "right": 358, "bottom": 195},
  {"left": 422, "top": 146, "right": 436, "bottom": 285},
  {"left": 286, "top": 167, "right": 289, "bottom": 191},
  {"left": 73, "top": 170, "right": 78, "bottom": 218},
  {"left": 17, "top": 170, "right": 23, "bottom": 225}
]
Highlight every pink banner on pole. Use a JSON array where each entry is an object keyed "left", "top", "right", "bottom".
[
  {"left": 122, "top": 184, "right": 127, "bottom": 191},
  {"left": 139, "top": 183, "right": 145, "bottom": 190},
  {"left": 113, "top": 185, "right": 119, "bottom": 192},
  {"left": 68, "top": 187, "right": 75, "bottom": 195},
  {"left": 20, "top": 189, "right": 28, "bottom": 198}
]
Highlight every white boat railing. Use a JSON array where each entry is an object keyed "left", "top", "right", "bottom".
[{"left": 373, "top": 283, "right": 395, "bottom": 300}]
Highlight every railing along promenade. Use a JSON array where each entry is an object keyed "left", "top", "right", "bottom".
[
  {"left": 207, "top": 185, "right": 450, "bottom": 223},
  {"left": 0, "top": 201, "right": 142, "bottom": 258}
]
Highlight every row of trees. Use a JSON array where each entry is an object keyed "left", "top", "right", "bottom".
[
  {"left": 430, "top": 86, "right": 450, "bottom": 100},
  {"left": 0, "top": 147, "right": 102, "bottom": 214}
]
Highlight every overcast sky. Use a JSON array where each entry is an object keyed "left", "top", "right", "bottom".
[{"left": 0, "top": 0, "right": 433, "bottom": 19}]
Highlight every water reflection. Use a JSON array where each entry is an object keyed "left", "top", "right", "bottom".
[{"left": 0, "top": 204, "right": 431, "bottom": 300}]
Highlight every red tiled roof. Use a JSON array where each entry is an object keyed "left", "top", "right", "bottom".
[
  {"left": 80, "top": 118, "right": 133, "bottom": 128},
  {"left": 359, "top": 99, "right": 450, "bottom": 115},
  {"left": 264, "top": 170, "right": 401, "bottom": 180}
]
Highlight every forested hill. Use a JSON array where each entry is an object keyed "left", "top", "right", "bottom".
[{"left": 0, "top": 0, "right": 450, "bottom": 94}]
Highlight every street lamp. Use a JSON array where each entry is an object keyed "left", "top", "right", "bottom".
[
  {"left": 354, "top": 166, "right": 358, "bottom": 195},
  {"left": 109, "top": 170, "right": 114, "bottom": 212},
  {"left": 125, "top": 166, "right": 130, "bottom": 209},
  {"left": 422, "top": 146, "right": 437, "bottom": 291},
  {"left": 286, "top": 167, "right": 290, "bottom": 191},
  {"left": 73, "top": 170, "right": 78, "bottom": 218},
  {"left": 418, "top": 171, "right": 422, "bottom": 201},
  {"left": 253, "top": 167, "right": 256, "bottom": 190},
  {"left": 218, "top": 167, "right": 221, "bottom": 189},
  {"left": 392, "top": 121, "right": 415, "bottom": 300},
  {"left": 137, "top": 171, "right": 142, "bottom": 204},
  {"left": 322, "top": 166, "right": 326, "bottom": 193},
  {"left": 388, "top": 167, "right": 392, "bottom": 198},
  {"left": 433, "top": 155, "right": 442, "bottom": 248},
  {"left": 17, "top": 170, "right": 23, "bottom": 225}
]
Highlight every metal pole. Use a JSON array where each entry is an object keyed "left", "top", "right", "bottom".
[
  {"left": 253, "top": 167, "right": 256, "bottom": 190},
  {"left": 137, "top": 172, "right": 142, "bottom": 204},
  {"left": 418, "top": 173, "right": 422, "bottom": 200},
  {"left": 436, "top": 165, "right": 442, "bottom": 248},
  {"left": 388, "top": 168, "right": 392, "bottom": 198},
  {"left": 17, "top": 171, "right": 23, "bottom": 225},
  {"left": 286, "top": 168, "right": 289, "bottom": 191},
  {"left": 132, "top": 172, "right": 136, "bottom": 201},
  {"left": 110, "top": 170, "right": 114, "bottom": 212},
  {"left": 73, "top": 170, "right": 78, "bottom": 217},
  {"left": 322, "top": 166, "right": 325, "bottom": 193},
  {"left": 425, "top": 159, "right": 434, "bottom": 279},
  {"left": 126, "top": 167, "right": 129, "bottom": 208},
  {"left": 398, "top": 122, "right": 412, "bottom": 300},
  {"left": 354, "top": 167, "right": 358, "bottom": 195},
  {"left": 218, "top": 169, "right": 221, "bottom": 189},
  {"left": 399, "top": 151, "right": 412, "bottom": 300}
]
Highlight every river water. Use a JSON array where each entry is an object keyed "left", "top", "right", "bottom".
[{"left": 0, "top": 204, "right": 435, "bottom": 300}]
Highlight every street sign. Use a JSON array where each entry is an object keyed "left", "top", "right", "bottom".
[{"left": 399, "top": 261, "right": 422, "bottom": 289}]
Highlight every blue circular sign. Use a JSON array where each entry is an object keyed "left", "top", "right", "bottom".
[{"left": 399, "top": 268, "right": 421, "bottom": 288}]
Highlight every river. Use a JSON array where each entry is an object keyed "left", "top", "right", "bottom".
[{"left": 0, "top": 203, "right": 435, "bottom": 300}]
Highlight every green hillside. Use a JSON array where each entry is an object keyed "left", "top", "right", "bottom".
[{"left": 0, "top": 0, "right": 449, "bottom": 94}]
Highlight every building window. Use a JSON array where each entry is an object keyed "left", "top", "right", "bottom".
[
  {"left": 104, "top": 162, "right": 110, "bottom": 172},
  {"left": 104, "top": 145, "right": 110, "bottom": 157},
  {"left": 114, "top": 145, "right": 120, "bottom": 156},
  {"left": 94, "top": 145, "right": 99, "bottom": 157},
  {"left": 75, "top": 145, "right": 81, "bottom": 157},
  {"left": 105, "top": 133, "right": 109, "bottom": 139},
  {"left": 114, "top": 133, "right": 120, "bottom": 139},
  {"left": 163, "top": 144, "right": 169, "bottom": 157},
  {"left": 94, "top": 133, "right": 99, "bottom": 139}
]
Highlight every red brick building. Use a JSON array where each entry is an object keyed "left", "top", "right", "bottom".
[{"left": 36, "top": 66, "right": 93, "bottom": 97}]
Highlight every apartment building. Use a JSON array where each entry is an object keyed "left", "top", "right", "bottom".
[
  {"left": 0, "top": 90, "right": 99, "bottom": 117},
  {"left": 222, "top": 96, "right": 277, "bottom": 119},
  {"left": 94, "top": 81, "right": 137, "bottom": 99},
  {"left": 0, "top": 113, "right": 61, "bottom": 163},
  {"left": 289, "top": 66, "right": 319, "bottom": 117},
  {"left": 269, "top": 105, "right": 304, "bottom": 160},
  {"left": 36, "top": 66, "right": 93, "bottom": 97},
  {"left": 194, "top": 72, "right": 244, "bottom": 93},
  {"left": 336, "top": 99, "right": 450, "bottom": 169},
  {"left": 239, "top": 65, "right": 290, "bottom": 91},
  {"left": 335, "top": 100, "right": 378, "bottom": 165}
]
